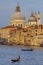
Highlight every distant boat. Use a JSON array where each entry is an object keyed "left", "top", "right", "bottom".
[
  {"left": 21, "top": 48, "right": 34, "bottom": 51},
  {"left": 11, "top": 56, "right": 20, "bottom": 62}
]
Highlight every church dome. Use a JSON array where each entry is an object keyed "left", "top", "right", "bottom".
[
  {"left": 11, "top": 3, "right": 25, "bottom": 20},
  {"left": 28, "top": 12, "right": 37, "bottom": 22},
  {"left": 29, "top": 16, "right": 37, "bottom": 22}
]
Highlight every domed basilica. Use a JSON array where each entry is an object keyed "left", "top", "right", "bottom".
[
  {"left": 10, "top": 3, "right": 26, "bottom": 28},
  {"left": 0, "top": 3, "right": 43, "bottom": 46}
]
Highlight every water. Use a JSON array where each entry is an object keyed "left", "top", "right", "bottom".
[{"left": 0, "top": 45, "right": 43, "bottom": 65}]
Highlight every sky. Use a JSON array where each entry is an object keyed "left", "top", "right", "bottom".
[{"left": 0, "top": 0, "right": 43, "bottom": 27}]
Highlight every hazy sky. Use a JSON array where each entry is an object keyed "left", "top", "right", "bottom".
[{"left": 0, "top": 0, "right": 43, "bottom": 27}]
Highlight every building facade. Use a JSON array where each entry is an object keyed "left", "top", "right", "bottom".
[{"left": 0, "top": 3, "right": 43, "bottom": 46}]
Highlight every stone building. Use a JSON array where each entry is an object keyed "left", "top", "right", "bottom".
[
  {"left": 0, "top": 3, "right": 43, "bottom": 46},
  {"left": 30, "top": 25, "right": 43, "bottom": 46},
  {"left": 0, "top": 25, "right": 14, "bottom": 44}
]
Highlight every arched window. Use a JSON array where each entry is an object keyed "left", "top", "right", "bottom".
[{"left": 21, "top": 24, "right": 22, "bottom": 27}]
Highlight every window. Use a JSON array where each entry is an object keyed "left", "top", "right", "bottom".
[
  {"left": 36, "top": 33, "right": 37, "bottom": 36},
  {"left": 36, "top": 30, "right": 37, "bottom": 32}
]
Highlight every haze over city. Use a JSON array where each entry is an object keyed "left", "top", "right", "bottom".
[{"left": 0, "top": 0, "right": 43, "bottom": 27}]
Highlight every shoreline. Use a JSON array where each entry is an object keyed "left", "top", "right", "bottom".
[{"left": 0, "top": 43, "right": 43, "bottom": 48}]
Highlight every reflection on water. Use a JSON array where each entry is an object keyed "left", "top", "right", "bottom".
[{"left": 0, "top": 45, "right": 43, "bottom": 65}]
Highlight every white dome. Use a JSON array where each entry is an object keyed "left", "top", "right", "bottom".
[
  {"left": 29, "top": 16, "right": 37, "bottom": 22},
  {"left": 11, "top": 12, "right": 25, "bottom": 20},
  {"left": 11, "top": 3, "right": 25, "bottom": 20},
  {"left": 28, "top": 12, "right": 37, "bottom": 22}
]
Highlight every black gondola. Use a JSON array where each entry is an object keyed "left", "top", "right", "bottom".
[
  {"left": 11, "top": 56, "right": 20, "bottom": 62},
  {"left": 21, "top": 48, "right": 34, "bottom": 51}
]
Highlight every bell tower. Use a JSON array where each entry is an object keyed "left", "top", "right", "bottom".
[{"left": 37, "top": 11, "right": 40, "bottom": 24}]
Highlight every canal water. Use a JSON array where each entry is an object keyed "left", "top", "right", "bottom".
[{"left": 0, "top": 45, "right": 43, "bottom": 65}]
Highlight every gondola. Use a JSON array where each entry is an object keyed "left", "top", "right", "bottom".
[
  {"left": 11, "top": 56, "right": 20, "bottom": 62},
  {"left": 21, "top": 48, "right": 34, "bottom": 51}
]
